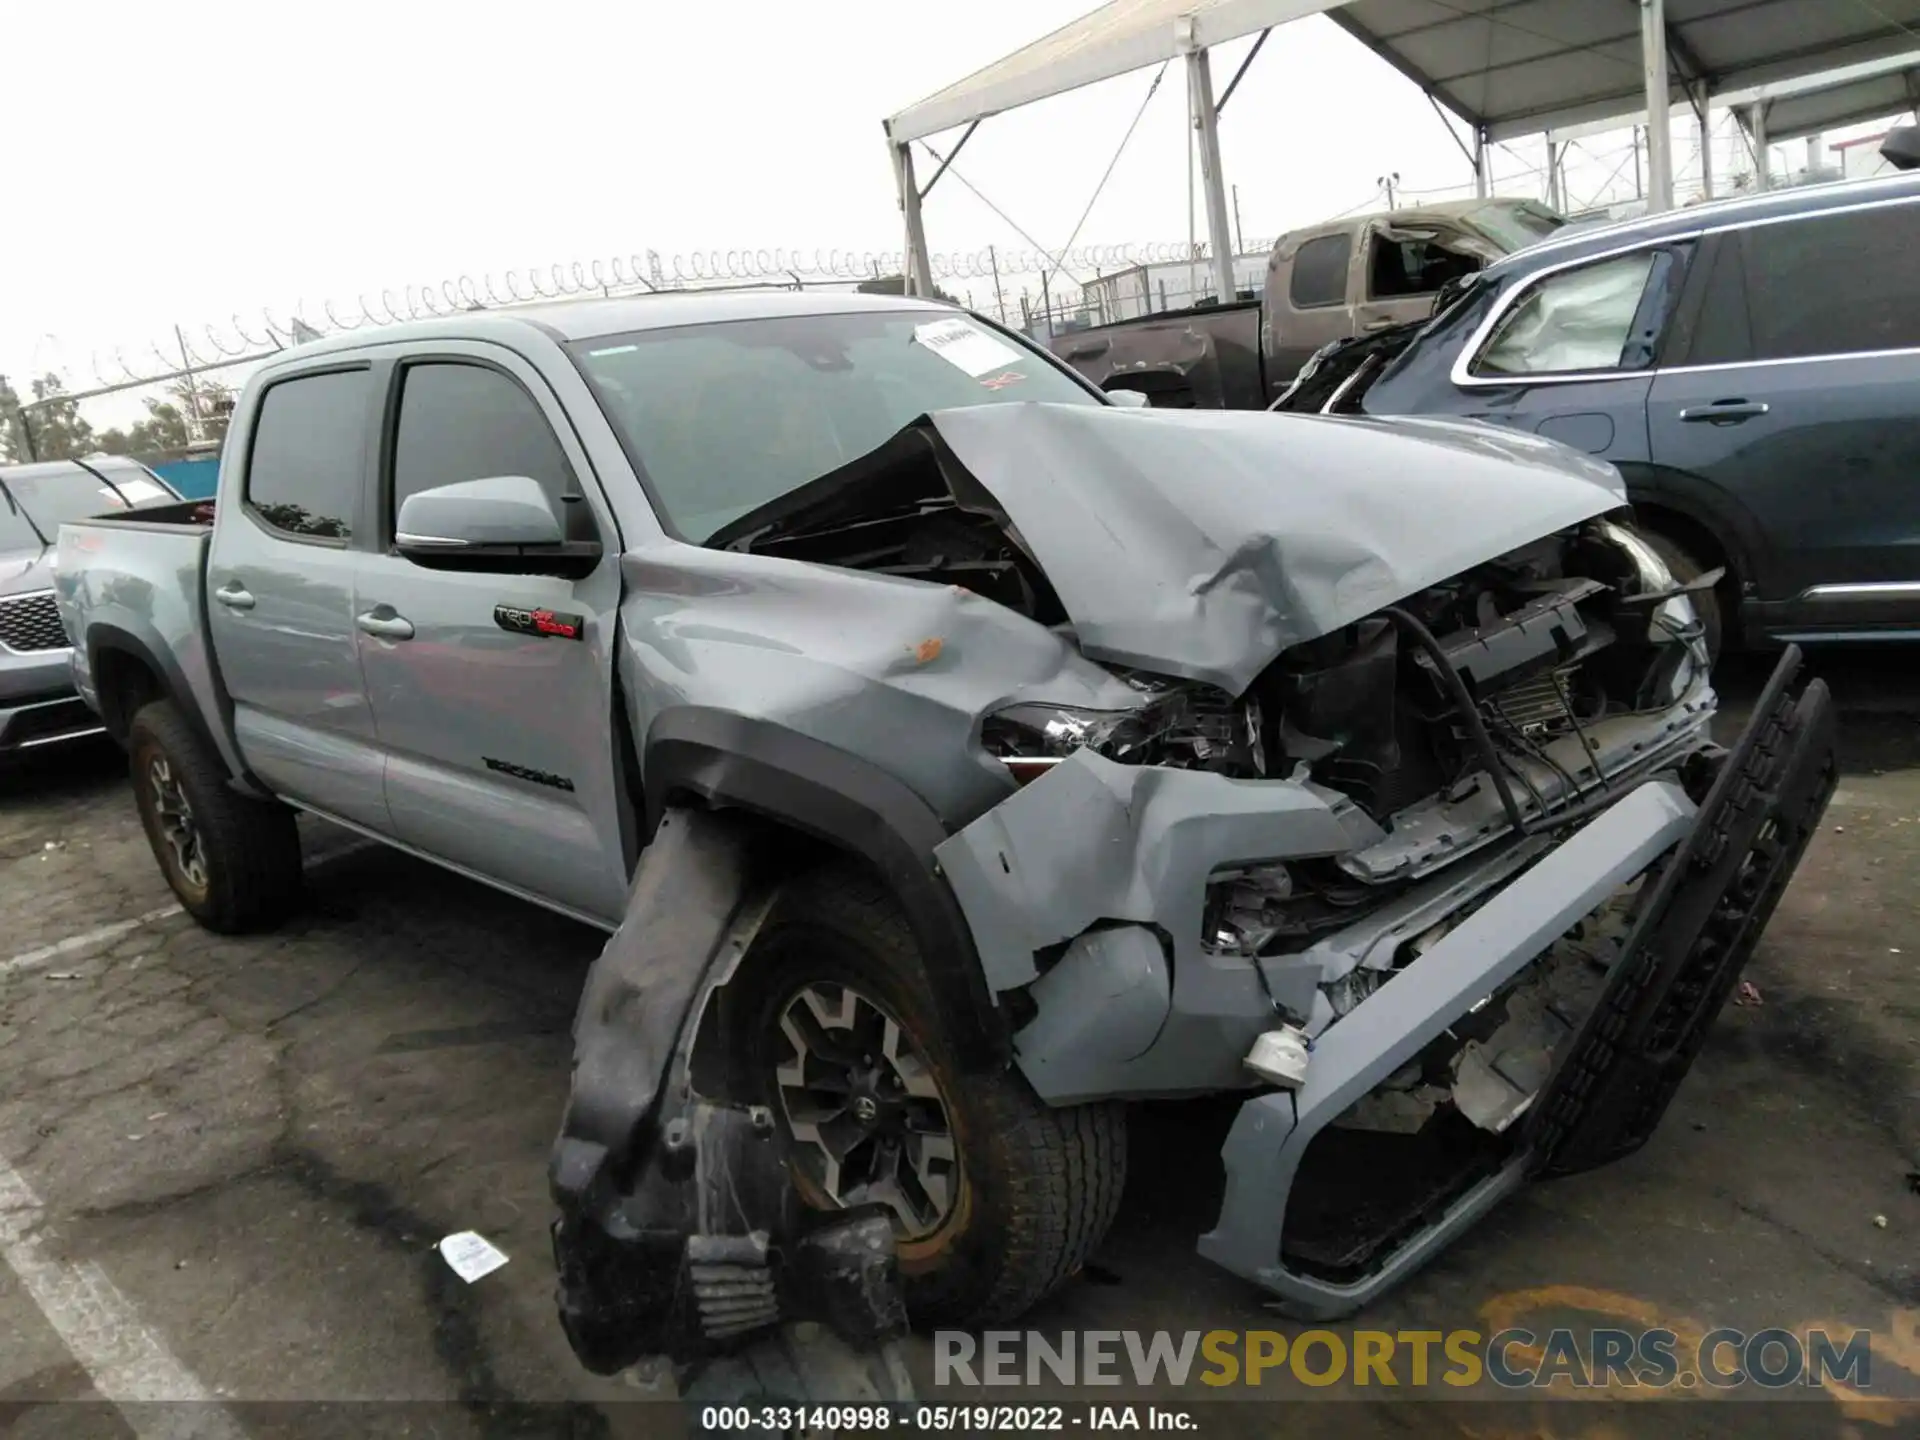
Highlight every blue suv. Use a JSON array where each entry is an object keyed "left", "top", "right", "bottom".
[{"left": 1279, "top": 168, "right": 1920, "bottom": 660}]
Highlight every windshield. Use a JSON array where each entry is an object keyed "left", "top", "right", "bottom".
[
  {"left": 1466, "top": 201, "right": 1567, "bottom": 253},
  {"left": 570, "top": 309, "right": 1100, "bottom": 542},
  {"left": 0, "top": 466, "right": 148, "bottom": 550}
]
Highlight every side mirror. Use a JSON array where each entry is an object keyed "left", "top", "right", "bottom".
[
  {"left": 1882, "top": 126, "right": 1920, "bottom": 172},
  {"left": 395, "top": 475, "right": 600, "bottom": 579},
  {"left": 1105, "top": 387, "right": 1152, "bottom": 409}
]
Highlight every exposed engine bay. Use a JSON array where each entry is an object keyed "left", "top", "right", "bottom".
[
  {"left": 724, "top": 436, "right": 1708, "bottom": 859},
  {"left": 973, "top": 520, "right": 1706, "bottom": 814}
]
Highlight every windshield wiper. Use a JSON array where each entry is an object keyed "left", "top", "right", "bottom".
[
  {"left": 0, "top": 478, "right": 51, "bottom": 547},
  {"left": 68, "top": 456, "right": 136, "bottom": 508}
]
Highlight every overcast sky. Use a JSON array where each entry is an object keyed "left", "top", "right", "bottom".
[{"left": 2, "top": 0, "right": 1801, "bottom": 426}]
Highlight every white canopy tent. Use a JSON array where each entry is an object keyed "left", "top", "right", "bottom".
[
  {"left": 1540, "top": 49, "right": 1920, "bottom": 196},
  {"left": 882, "top": 0, "right": 1920, "bottom": 298},
  {"left": 1730, "top": 50, "right": 1920, "bottom": 185}
]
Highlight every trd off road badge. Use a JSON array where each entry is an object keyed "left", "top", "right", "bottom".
[{"left": 494, "top": 605, "right": 586, "bottom": 641}]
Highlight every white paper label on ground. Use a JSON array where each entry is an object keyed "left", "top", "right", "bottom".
[
  {"left": 912, "top": 317, "right": 1021, "bottom": 377},
  {"left": 439, "top": 1230, "right": 509, "bottom": 1283}
]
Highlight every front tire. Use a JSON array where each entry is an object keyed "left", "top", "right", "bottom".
[
  {"left": 128, "top": 700, "right": 303, "bottom": 933},
  {"left": 744, "top": 866, "right": 1127, "bottom": 1328}
]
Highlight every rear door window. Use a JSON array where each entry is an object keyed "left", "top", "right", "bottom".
[
  {"left": 1739, "top": 202, "right": 1920, "bottom": 361},
  {"left": 1473, "top": 251, "right": 1660, "bottom": 376},
  {"left": 1289, "top": 233, "right": 1353, "bottom": 309},
  {"left": 245, "top": 370, "right": 371, "bottom": 541}
]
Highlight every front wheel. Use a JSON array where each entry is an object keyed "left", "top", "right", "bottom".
[
  {"left": 128, "top": 700, "right": 303, "bottom": 932},
  {"left": 744, "top": 866, "right": 1128, "bottom": 1328}
]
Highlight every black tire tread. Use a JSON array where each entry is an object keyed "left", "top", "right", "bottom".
[
  {"left": 129, "top": 699, "right": 302, "bottom": 933},
  {"left": 965, "top": 1072, "right": 1128, "bottom": 1324}
]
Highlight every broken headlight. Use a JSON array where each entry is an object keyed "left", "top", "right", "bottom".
[{"left": 981, "top": 682, "right": 1266, "bottom": 782}]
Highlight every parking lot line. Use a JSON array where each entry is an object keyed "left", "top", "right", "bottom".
[
  {"left": 0, "top": 905, "right": 182, "bottom": 981},
  {"left": 0, "top": 1152, "right": 245, "bottom": 1439}
]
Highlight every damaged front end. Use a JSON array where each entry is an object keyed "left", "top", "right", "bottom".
[
  {"left": 926, "top": 548, "right": 1834, "bottom": 1313},
  {"left": 721, "top": 405, "right": 1834, "bottom": 1317},
  {"left": 555, "top": 399, "right": 1835, "bottom": 1340}
]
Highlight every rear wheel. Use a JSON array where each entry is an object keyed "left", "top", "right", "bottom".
[
  {"left": 128, "top": 700, "right": 303, "bottom": 932},
  {"left": 1639, "top": 529, "right": 1726, "bottom": 665},
  {"left": 744, "top": 866, "right": 1127, "bottom": 1327}
]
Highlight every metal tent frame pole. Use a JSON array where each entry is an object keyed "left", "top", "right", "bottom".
[
  {"left": 1640, "top": 0, "right": 1674, "bottom": 211},
  {"left": 1696, "top": 81, "right": 1714, "bottom": 200},
  {"left": 1750, "top": 101, "right": 1771, "bottom": 190},
  {"left": 1185, "top": 41, "right": 1238, "bottom": 306},
  {"left": 890, "top": 138, "right": 936, "bottom": 297}
]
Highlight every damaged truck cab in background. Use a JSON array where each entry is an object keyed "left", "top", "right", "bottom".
[
  {"left": 54, "top": 292, "right": 1834, "bottom": 1384},
  {"left": 1050, "top": 198, "right": 1564, "bottom": 410}
]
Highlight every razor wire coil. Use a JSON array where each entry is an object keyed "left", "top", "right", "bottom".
[{"left": 59, "top": 238, "right": 1274, "bottom": 395}]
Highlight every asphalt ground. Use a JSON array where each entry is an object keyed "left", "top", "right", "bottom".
[{"left": 0, "top": 649, "right": 1915, "bottom": 1439}]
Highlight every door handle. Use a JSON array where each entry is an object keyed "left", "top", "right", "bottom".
[
  {"left": 355, "top": 610, "right": 415, "bottom": 641},
  {"left": 1679, "top": 400, "right": 1769, "bottom": 423},
  {"left": 213, "top": 582, "right": 254, "bottom": 610}
]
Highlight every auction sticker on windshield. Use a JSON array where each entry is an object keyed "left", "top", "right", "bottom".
[
  {"left": 913, "top": 316, "right": 1022, "bottom": 377},
  {"left": 102, "top": 478, "right": 171, "bottom": 507}
]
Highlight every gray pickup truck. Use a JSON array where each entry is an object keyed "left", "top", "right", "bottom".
[{"left": 55, "top": 291, "right": 1835, "bottom": 1360}]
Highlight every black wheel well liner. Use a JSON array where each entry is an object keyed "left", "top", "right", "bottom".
[
  {"left": 642, "top": 709, "right": 1009, "bottom": 1073},
  {"left": 85, "top": 626, "right": 206, "bottom": 751},
  {"left": 1630, "top": 500, "right": 1732, "bottom": 576}
]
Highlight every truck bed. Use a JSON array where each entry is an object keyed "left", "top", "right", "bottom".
[
  {"left": 54, "top": 507, "right": 238, "bottom": 773},
  {"left": 67, "top": 497, "right": 216, "bottom": 533}
]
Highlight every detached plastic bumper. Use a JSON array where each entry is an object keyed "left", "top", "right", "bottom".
[{"left": 1200, "top": 645, "right": 1837, "bottom": 1318}]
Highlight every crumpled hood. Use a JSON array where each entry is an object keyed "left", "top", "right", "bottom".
[
  {"left": 0, "top": 544, "right": 53, "bottom": 599},
  {"left": 918, "top": 403, "right": 1627, "bottom": 694}
]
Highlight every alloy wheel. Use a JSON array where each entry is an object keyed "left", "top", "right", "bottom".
[
  {"left": 147, "top": 754, "right": 207, "bottom": 892},
  {"left": 771, "top": 981, "right": 959, "bottom": 1239}
]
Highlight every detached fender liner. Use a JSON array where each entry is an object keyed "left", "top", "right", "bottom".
[
  {"left": 643, "top": 708, "right": 1006, "bottom": 1071},
  {"left": 550, "top": 807, "right": 911, "bottom": 1376}
]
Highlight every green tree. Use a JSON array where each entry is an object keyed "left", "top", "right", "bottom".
[
  {"left": 1, "top": 374, "right": 96, "bottom": 462},
  {"left": 97, "top": 376, "right": 236, "bottom": 457},
  {"left": 0, "top": 374, "right": 24, "bottom": 462}
]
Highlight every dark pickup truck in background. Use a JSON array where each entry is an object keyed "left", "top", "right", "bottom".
[{"left": 1049, "top": 198, "right": 1564, "bottom": 409}]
